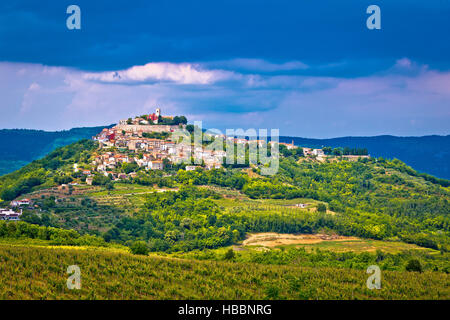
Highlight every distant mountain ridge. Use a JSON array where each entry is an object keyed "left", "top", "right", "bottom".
[
  {"left": 0, "top": 126, "right": 112, "bottom": 176},
  {"left": 280, "top": 135, "right": 450, "bottom": 179}
]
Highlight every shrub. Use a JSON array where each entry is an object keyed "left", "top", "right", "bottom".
[
  {"left": 130, "top": 241, "right": 149, "bottom": 255},
  {"left": 405, "top": 259, "right": 422, "bottom": 273},
  {"left": 224, "top": 248, "right": 235, "bottom": 260},
  {"left": 317, "top": 203, "right": 327, "bottom": 213}
]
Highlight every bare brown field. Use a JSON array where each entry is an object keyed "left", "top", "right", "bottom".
[{"left": 242, "top": 233, "right": 360, "bottom": 247}]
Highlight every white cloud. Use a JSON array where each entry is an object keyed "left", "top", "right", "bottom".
[{"left": 83, "top": 62, "right": 234, "bottom": 85}]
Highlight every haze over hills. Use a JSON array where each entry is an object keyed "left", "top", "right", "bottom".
[{"left": 0, "top": 126, "right": 449, "bottom": 179}]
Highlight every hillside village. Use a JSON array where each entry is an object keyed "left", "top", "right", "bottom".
[
  {"left": 81, "top": 108, "right": 370, "bottom": 185},
  {"left": 0, "top": 107, "right": 370, "bottom": 213},
  {"left": 0, "top": 108, "right": 372, "bottom": 218},
  {"left": 91, "top": 108, "right": 225, "bottom": 179}
]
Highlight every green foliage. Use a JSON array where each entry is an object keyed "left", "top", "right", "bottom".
[
  {"left": 142, "top": 132, "right": 170, "bottom": 140},
  {"left": 0, "top": 176, "right": 43, "bottom": 200},
  {"left": 0, "top": 126, "right": 108, "bottom": 176},
  {"left": 92, "top": 174, "right": 111, "bottom": 186},
  {"left": 104, "top": 186, "right": 229, "bottom": 252},
  {"left": 224, "top": 248, "right": 235, "bottom": 260},
  {"left": 0, "top": 221, "right": 106, "bottom": 247},
  {"left": 171, "top": 158, "right": 450, "bottom": 252},
  {"left": 180, "top": 246, "right": 449, "bottom": 273},
  {"left": 405, "top": 259, "right": 423, "bottom": 273},
  {"left": 322, "top": 147, "right": 368, "bottom": 156},
  {"left": 130, "top": 241, "right": 149, "bottom": 255},
  {"left": 122, "top": 162, "right": 139, "bottom": 174},
  {"left": 0, "top": 139, "right": 97, "bottom": 201},
  {"left": 0, "top": 137, "right": 449, "bottom": 299},
  {"left": 317, "top": 203, "right": 327, "bottom": 213},
  {"left": 157, "top": 115, "right": 187, "bottom": 125},
  {"left": 1, "top": 136, "right": 449, "bottom": 267},
  {"left": 105, "top": 182, "right": 114, "bottom": 191},
  {"left": 279, "top": 144, "right": 303, "bottom": 158},
  {"left": 0, "top": 244, "right": 448, "bottom": 299},
  {"left": 53, "top": 174, "right": 73, "bottom": 185},
  {"left": 274, "top": 157, "right": 450, "bottom": 251}
]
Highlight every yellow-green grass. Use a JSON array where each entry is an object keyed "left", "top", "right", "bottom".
[
  {"left": 0, "top": 238, "right": 128, "bottom": 252},
  {"left": 0, "top": 244, "right": 448, "bottom": 300}
]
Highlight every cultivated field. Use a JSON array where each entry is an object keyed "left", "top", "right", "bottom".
[{"left": 0, "top": 244, "right": 448, "bottom": 300}]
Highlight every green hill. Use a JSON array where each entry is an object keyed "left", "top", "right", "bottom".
[
  {"left": 0, "top": 126, "right": 112, "bottom": 176},
  {"left": 0, "top": 139, "right": 448, "bottom": 299}
]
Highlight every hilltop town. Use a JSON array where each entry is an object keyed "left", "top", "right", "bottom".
[
  {"left": 0, "top": 107, "right": 372, "bottom": 219},
  {"left": 91, "top": 108, "right": 223, "bottom": 179},
  {"left": 85, "top": 108, "right": 370, "bottom": 185}
]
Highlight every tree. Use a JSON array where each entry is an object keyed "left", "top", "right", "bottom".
[
  {"left": 105, "top": 183, "right": 114, "bottom": 191},
  {"left": 405, "top": 259, "right": 422, "bottom": 272},
  {"left": 130, "top": 241, "right": 149, "bottom": 255},
  {"left": 317, "top": 203, "right": 327, "bottom": 213},
  {"left": 224, "top": 248, "right": 235, "bottom": 260},
  {"left": 332, "top": 148, "right": 343, "bottom": 156},
  {"left": 92, "top": 174, "right": 110, "bottom": 186},
  {"left": 122, "top": 162, "right": 139, "bottom": 174},
  {"left": 186, "top": 124, "right": 195, "bottom": 133}
]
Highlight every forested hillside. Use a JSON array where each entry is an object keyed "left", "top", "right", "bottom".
[
  {"left": 0, "top": 140, "right": 448, "bottom": 255},
  {"left": 0, "top": 126, "right": 111, "bottom": 176}
]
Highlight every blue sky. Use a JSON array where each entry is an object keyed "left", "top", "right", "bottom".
[{"left": 0, "top": 0, "right": 449, "bottom": 137}]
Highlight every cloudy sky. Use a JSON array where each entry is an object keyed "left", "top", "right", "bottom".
[{"left": 0, "top": 0, "right": 449, "bottom": 138}]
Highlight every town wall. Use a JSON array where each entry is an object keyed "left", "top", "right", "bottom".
[{"left": 114, "top": 124, "right": 184, "bottom": 133}]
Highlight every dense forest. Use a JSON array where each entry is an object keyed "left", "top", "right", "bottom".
[{"left": 0, "top": 126, "right": 109, "bottom": 176}]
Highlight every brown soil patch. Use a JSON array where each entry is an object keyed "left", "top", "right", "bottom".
[{"left": 242, "top": 232, "right": 359, "bottom": 247}]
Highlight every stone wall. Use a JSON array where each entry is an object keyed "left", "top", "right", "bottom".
[{"left": 114, "top": 124, "right": 184, "bottom": 133}]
